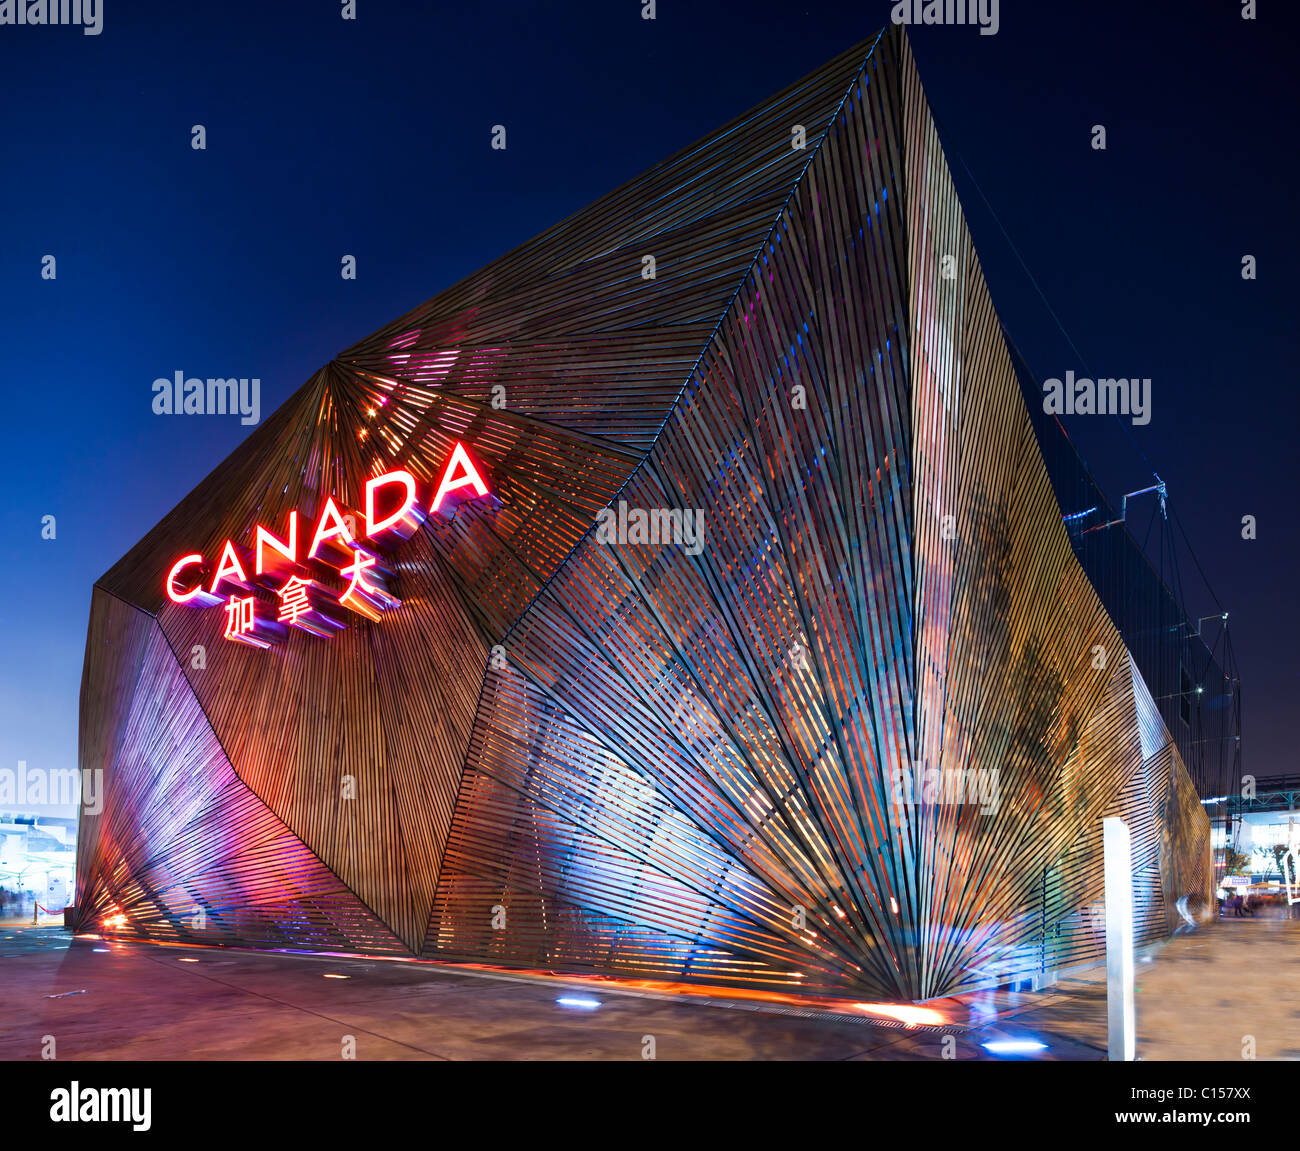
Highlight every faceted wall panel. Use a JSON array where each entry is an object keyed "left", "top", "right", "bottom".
[{"left": 77, "top": 589, "right": 410, "bottom": 955}]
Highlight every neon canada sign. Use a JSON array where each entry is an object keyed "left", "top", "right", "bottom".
[{"left": 165, "top": 441, "right": 490, "bottom": 648}]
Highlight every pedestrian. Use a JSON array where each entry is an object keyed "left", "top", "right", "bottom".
[{"left": 1232, "top": 893, "right": 1243, "bottom": 917}]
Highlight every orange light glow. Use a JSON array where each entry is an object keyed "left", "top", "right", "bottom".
[
  {"left": 852, "top": 1002, "right": 946, "bottom": 1027},
  {"left": 445, "top": 962, "right": 953, "bottom": 1026}
]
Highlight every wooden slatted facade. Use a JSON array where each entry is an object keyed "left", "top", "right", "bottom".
[{"left": 76, "top": 25, "right": 1210, "bottom": 1001}]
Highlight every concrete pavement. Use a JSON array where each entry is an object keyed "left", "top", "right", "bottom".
[{"left": 0, "top": 918, "right": 1294, "bottom": 1060}]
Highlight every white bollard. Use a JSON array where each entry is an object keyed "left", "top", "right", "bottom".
[{"left": 1103, "top": 816, "right": 1135, "bottom": 1061}]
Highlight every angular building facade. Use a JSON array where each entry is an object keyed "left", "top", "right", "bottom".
[{"left": 76, "top": 26, "right": 1211, "bottom": 1002}]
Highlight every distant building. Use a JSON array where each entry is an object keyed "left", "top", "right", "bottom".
[{"left": 0, "top": 813, "right": 75, "bottom": 913}]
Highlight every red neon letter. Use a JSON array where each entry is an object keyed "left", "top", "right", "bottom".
[
  {"left": 208, "top": 540, "right": 250, "bottom": 594},
  {"left": 431, "top": 442, "right": 490, "bottom": 512},
  {"left": 308, "top": 497, "right": 355, "bottom": 559},
  {"left": 255, "top": 511, "right": 299, "bottom": 575},
  {"left": 166, "top": 554, "right": 207, "bottom": 604},
  {"left": 365, "top": 470, "right": 420, "bottom": 539}
]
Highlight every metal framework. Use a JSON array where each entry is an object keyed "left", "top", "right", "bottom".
[{"left": 76, "top": 26, "right": 1210, "bottom": 1001}]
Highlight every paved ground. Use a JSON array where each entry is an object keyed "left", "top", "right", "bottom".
[
  {"left": 962, "top": 914, "right": 1300, "bottom": 1061},
  {"left": 1131, "top": 914, "right": 1300, "bottom": 1060},
  {"left": 0, "top": 917, "right": 1294, "bottom": 1060}
]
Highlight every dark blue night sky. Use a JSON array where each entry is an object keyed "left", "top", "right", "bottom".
[{"left": 2, "top": 0, "right": 1295, "bottom": 811}]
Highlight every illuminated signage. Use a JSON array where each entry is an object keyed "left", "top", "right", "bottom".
[{"left": 165, "top": 441, "right": 490, "bottom": 647}]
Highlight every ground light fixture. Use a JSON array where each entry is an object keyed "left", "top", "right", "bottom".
[{"left": 981, "top": 1039, "right": 1049, "bottom": 1057}]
